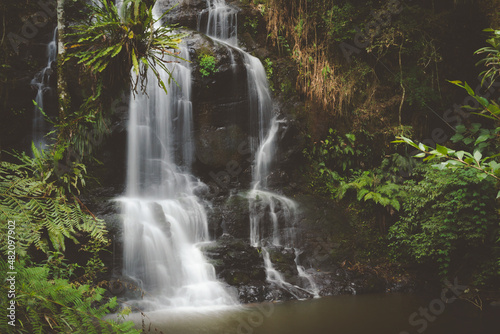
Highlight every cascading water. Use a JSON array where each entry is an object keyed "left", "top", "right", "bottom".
[
  {"left": 200, "top": 0, "right": 319, "bottom": 298},
  {"left": 120, "top": 5, "right": 236, "bottom": 310},
  {"left": 198, "top": 0, "right": 238, "bottom": 45},
  {"left": 31, "top": 27, "right": 57, "bottom": 151}
]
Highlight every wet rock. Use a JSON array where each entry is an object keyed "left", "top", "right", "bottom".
[
  {"left": 206, "top": 194, "right": 250, "bottom": 239},
  {"left": 266, "top": 246, "right": 299, "bottom": 284},
  {"left": 351, "top": 272, "right": 387, "bottom": 294},
  {"left": 311, "top": 270, "right": 356, "bottom": 296},
  {"left": 106, "top": 276, "right": 145, "bottom": 301},
  {"left": 185, "top": 33, "right": 255, "bottom": 186},
  {"left": 288, "top": 194, "right": 352, "bottom": 272},
  {"left": 240, "top": 32, "right": 257, "bottom": 50},
  {"left": 159, "top": 0, "right": 208, "bottom": 30},
  {"left": 202, "top": 234, "right": 266, "bottom": 286},
  {"left": 237, "top": 283, "right": 269, "bottom": 303},
  {"left": 236, "top": 282, "right": 295, "bottom": 303}
]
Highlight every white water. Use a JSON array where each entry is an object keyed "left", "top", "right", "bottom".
[
  {"left": 31, "top": 27, "right": 57, "bottom": 151},
  {"left": 199, "top": 0, "right": 238, "bottom": 46},
  {"left": 201, "top": 0, "right": 319, "bottom": 298},
  {"left": 120, "top": 5, "right": 236, "bottom": 310}
]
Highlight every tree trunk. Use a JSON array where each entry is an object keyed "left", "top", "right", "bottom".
[{"left": 57, "top": 0, "right": 70, "bottom": 124}]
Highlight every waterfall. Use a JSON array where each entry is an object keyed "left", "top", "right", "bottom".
[
  {"left": 201, "top": 0, "right": 319, "bottom": 298},
  {"left": 31, "top": 27, "right": 57, "bottom": 151},
  {"left": 198, "top": 0, "right": 238, "bottom": 46},
  {"left": 120, "top": 5, "right": 236, "bottom": 310}
]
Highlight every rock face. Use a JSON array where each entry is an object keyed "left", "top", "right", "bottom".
[{"left": 187, "top": 32, "right": 254, "bottom": 187}]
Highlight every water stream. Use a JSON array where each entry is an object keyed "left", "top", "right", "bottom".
[
  {"left": 200, "top": 0, "right": 319, "bottom": 298},
  {"left": 120, "top": 4, "right": 236, "bottom": 310},
  {"left": 31, "top": 27, "right": 57, "bottom": 151}
]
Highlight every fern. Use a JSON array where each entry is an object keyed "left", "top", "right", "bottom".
[
  {"left": 0, "top": 150, "right": 107, "bottom": 256},
  {"left": 0, "top": 260, "right": 140, "bottom": 334}
]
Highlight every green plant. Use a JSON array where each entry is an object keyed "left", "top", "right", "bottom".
[
  {"left": 303, "top": 129, "right": 377, "bottom": 199},
  {"left": 43, "top": 251, "right": 81, "bottom": 280},
  {"left": 450, "top": 122, "right": 499, "bottom": 156},
  {"left": 304, "top": 129, "right": 371, "bottom": 176},
  {"left": 337, "top": 170, "right": 403, "bottom": 212},
  {"left": 0, "top": 260, "right": 139, "bottom": 334},
  {"left": 245, "top": 17, "right": 259, "bottom": 35},
  {"left": 394, "top": 134, "right": 500, "bottom": 183},
  {"left": 66, "top": 0, "right": 185, "bottom": 96},
  {"left": 0, "top": 145, "right": 108, "bottom": 256},
  {"left": 475, "top": 28, "right": 500, "bottom": 87},
  {"left": 0, "top": 145, "right": 136, "bottom": 333},
  {"left": 263, "top": 58, "right": 274, "bottom": 91},
  {"left": 322, "top": 3, "right": 357, "bottom": 43},
  {"left": 389, "top": 165, "right": 498, "bottom": 280},
  {"left": 198, "top": 53, "right": 218, "bottom": 78}
]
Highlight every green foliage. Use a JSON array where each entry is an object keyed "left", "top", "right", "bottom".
[
  {"left": 393, "top": 69, "right": 500, "bottom": 284},
  {"left": 389, "top": 165, "right": 498, "bottom": 281},
  {"left": 475, "top": 28, "right": 500, "bottom": 87},
  {"left": 0, "top": 260, "right": 139, "bottom": 334},
  {"left": 304, "top": 129, "right": 372, "bottom": 177},
  {"left": 395, "top": 134, "right": 500, "bottom": 183},
  {"left": 0, "top": 146, "right": 108, "bottom": 256},
  {"left": 0, "top": 144, "right": 133, "bottom": 332},
  {"left": 43, "top": 251, "right": 81, "bottom": 280},
  {"left": 321, "top": 2, "right": 357, "bottom": 43},
  {"left": 303, "top": 128, "right": 397, "bottom": 210},
  {"left": 245, "top": 17, "right": 259, "bottom": 35},
  {"left": 449, "top": 80, "right": 500, "bottom": 122},
  {"left": 263, "top": 58, "right": 274, "bottom": 91},
  {"left": 337, "top": 170, "right": 403, "bottom": 212},
  {"left": 399, "top": 68, "right": 440, "bottom": 108},
  {"left": 198, "top": 53, "right": 218, "bottom": 78},
  {"left": 450, "top": 123, "right": 500, "bottom": 156},
  {"left": 66, "top": 0, "right": 185, "bottom": 96}
]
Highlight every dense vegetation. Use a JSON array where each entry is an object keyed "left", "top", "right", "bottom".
[
  {"left": 1, "top": 0, "right": 182, "bottom": 332},
  {"left": 0, "top": 0, "right": 499, "bottom": 331},
  {"left": 256, "top": 0, "right": 500, "bottom": 288}
]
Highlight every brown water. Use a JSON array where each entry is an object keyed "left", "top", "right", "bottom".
[{"left": 122, "top": 294, "right": 499, "bottom": 334}]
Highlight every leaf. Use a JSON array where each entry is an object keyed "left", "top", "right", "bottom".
[
  {"left": 455, "top": 124, "right": 466, "bottom": 133},
  {"left": 473, "top": 151, "right": 482, "bottom": 163},
  {"left": 489, "top": 161, "right": 500, "bottom": 173},
  {"left": 414, "top": 153, "right": 426, "bottom": 158},
  {"left": 448, "top": 80, "right": 464, "bottom": 88},
  {"left": 470, "top": 123, "right": 481, "bottom": 134},
  {"left": 435, "top": 144, "right": 448, "bottom": 156},
  {"left": 423, "top": 154, "right": 436, "bottom": 162},
  {"left": 391, "top": 200, "right": 400, "bottom": 211},
  {"left": 463, "top": 137, "right": 474, "bottom": 145},
  {"left": 476, "top": 96, "right": 489, "bottom": 108},
  {"left": 477, "top": 173, "right": 488, "bottom": 180},
  {"left": 110, "top": 44, "right": 122, "bottom": 57},
  {"left": 464, "top": 82, "right": 475, "bottom": 96},
  {"left": 450, "top": 133, "right": 464, "bottom": 143},
  {"left": 455, "top": 151, "right": 465, "bottom": 160},
  {"left": 475, "top": 134, "right": 489, "bottom": 145},
  {"left": 131, "top": 48, "right": 139, "bottom": 75}
]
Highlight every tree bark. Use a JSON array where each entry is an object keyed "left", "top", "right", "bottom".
[{"left": 57, "top": 0, "right": 70, "bottom": 123}]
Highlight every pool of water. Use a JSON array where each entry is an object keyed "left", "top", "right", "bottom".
[{"left": 121, "top": 293, "right": 499, "bottom": 334}]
